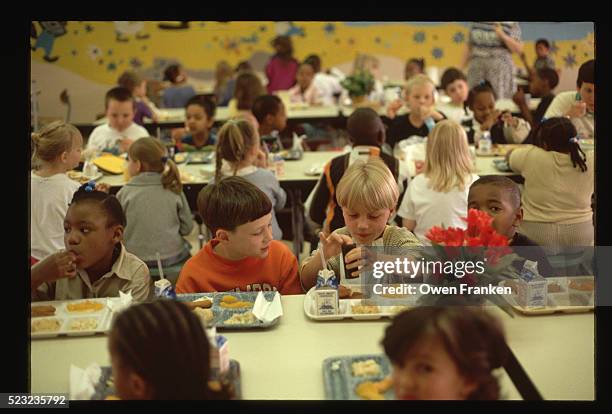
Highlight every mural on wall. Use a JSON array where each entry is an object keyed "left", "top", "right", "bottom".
[{"left": 30, "top": 21, "right": 595, "bottom": 85}]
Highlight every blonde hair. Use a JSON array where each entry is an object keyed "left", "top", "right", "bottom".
[
  {"left": 353, "top": 53, "right": 379, "bottom": 74},
  {"left": 31, "top": 121, "right": 81, "bottom": 168},
  {"left": 128, "top": 137, "right": 182, "bottom": 194},
  {"left": 336, "top": 158, "right": 399, "bottom": 212},
  {"left": 405, "top": 74, "right": 436, "bottom": 97},
  {"left": 215, "top": 119, "right": 259, "bottom": 182},
  {"left": 424, "top": 120, "right": 474, "bottom": 192}
]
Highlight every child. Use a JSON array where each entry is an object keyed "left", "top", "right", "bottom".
[
  {"left": 519, "top": 38, "right": 556, "bottom": 78},
  {"left": 175, "top": 176, "right": 301, "bottom": 294},
  {"left": 466, "top": 81, "right": 530, "bottom": 145},
  {"left": 513, "top": 68, "right": 558, "bottom": 128},
  {"left": 173, "top": 95, "right": 217, "bottom": 152},
  {"left": 228, "top": 71, "right": 265, "bottom": 130},
  {"left": 287, "top": 62, "right": 323, "bottom": 106},
  {"left": 300, "top": 158, "right": 421, "bottom": 290},
  {"left": 385, "top": 74, "right": 446, "bottom": 150},
  {"left": 397, "top": 120, "right": 479, "bottom": 244},
  {"left": 213, "top": 119, "right": 286, "bottom": 240},
  {"left": 86, "top": 87, "right": 149, "bottom": 155},
  {"left": 117, "top": 70, "right": 160, "bottom": 126},
  {"left": 544, "top": 59, "right": 594, "bottom": 140},
  {"left": 404, "top": 58, "right": 425, "bottom": 80},
  {"left": 308, "top": 108, "right": 409, "bottom": 235},
  {"left": 382, "top": 306, "right": 508, "bottom": 400},
  {"left": 436, "top": 67, "right": 473, "bottom": 126},
  {"left": 32, "top": 183, "right": 151, "bottom": 302},
  {"left": 265, "top": 35, "right": 299, "bottom": 94},
  {"left": 116, "top": 137, "right": 194, "bottom": 271},
  {"left": 304, "top": 54, "right": 344, "bottom": 106},
  {"left": 252, "top": 95, "right": 288, "bottom": 152},
  {"left": 468, "top": 176, "right": 554, "bottom": 277},
  {"left": 109, "top": 300, "right": 231, "bottom": 400},
  {"left": 212, "top": 60, "right": 233, "bottom": 105},
  {"left": 161, "top": 64, "right": 197, "bottom": 108},
  {"left": 31, "top": 122, "right": 83, "bottom": 262},
  {"left": 218, "top": 61, "right": 253, "bottom": 107},
  {"left": 507, "top": 117, "right": 594, "bottom": 251}
]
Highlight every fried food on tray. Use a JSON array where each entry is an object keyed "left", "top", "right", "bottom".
[
  {"left": 222, "top": 295, "right": 239, "bottom": 304},
  {"left": 351, "top": 305, "right": 380, "bottom": 314},
  {"left": 355, "top": 376, "right": 393, "bottom": 400},
  {"left": 66, "top": 300, "right": 105, "bottom": 313},
  {"left": 569, "top": 280, "right": 594, "bottom": 291},
  {"left": 184, "top": 299, "right": 213, "bottom": 309},
  {"left": 32, "top": 305, "right": 56, "bottom": 317}
]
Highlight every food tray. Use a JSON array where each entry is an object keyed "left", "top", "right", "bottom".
[
  {"left": 177, "top": 291, "right": 282, "bottom": 330},
  {"left": 323, "top": 354, "right": 394, "bottom": 400},
  {"left": 303, "top": 287, "right": 414, "bottom": 321},
  {"left": 186, "top": 151, "right": 214, "bottom": 164},
  {"left": 499, "top": 276, "right": 594, "bottom": 315},
  {"left": 30, "top": 298, "right": 115, "bottom": 339},
  {"left": 492, "top": 159, "right": 513, "bottom": 172},
  {"left": 91, "top": 359, "right": 242, "bottom": 400},
  {"left": 67, "top": 171, "right": 104, "bottom": 184}
]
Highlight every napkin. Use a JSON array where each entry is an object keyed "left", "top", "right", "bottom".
[
  {"left": 251, "top": 291, "right": 283, "bottom": 323},
  {"left": 107, "top": 290, "right": 133, "bottom": 314},
  {"left": 69, "top": 363, "right": 102, "bottom": 400}
]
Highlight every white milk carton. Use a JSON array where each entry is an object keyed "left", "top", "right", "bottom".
[
  {"left": 516, "top": 260, "right": 547, "bottom": 308},
  {"left": 314, "top": 269, "right": 339, "bottom": 316}
]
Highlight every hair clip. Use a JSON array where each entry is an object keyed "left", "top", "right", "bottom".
[
  {"left": 569, "top": 135, "right": 580, "bottom": 144},
  {"left": 478, "top": 79, "right": 488, "bottom": 87},
  {"left": 161, "top": 155, "right": 169, "bottom": 163},
  {"left": 84, "top": 180, "right": 96, "bottom": 192}
]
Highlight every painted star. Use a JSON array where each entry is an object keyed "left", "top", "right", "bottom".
[
  {"left": 572, "top": 44, "right": 577, "bottom": 50},
  {"left": 375, "top": 37, "right": 381, "bottom": 44},
  {"left": 142, "top": 45, "right": 147, "bottom": 51},
  {"left": 107, "top": 62, "right": 117, "bottom": 71},
  {"left": 324, "top": 23, "right": 335, "bottom": 35},
  {"left": 453, "top": 32, "right": 465, "bottom": 43},
  {"left": 71, "top": 50, "right": 78, "bottom": 56},
  {"left": 98, "top": 59, "right": 104, "bottom": 65},
  {"left": 73, "top": 30, "right": 79, "bottom": 35},
  {"left": 549, "top": 41, "right": 559, "bottom": 55},
  {"left": 85, "top": 24, "right": 93, "bottom": 33},
  {"left": 129, "top": 57, "right": 143, "bottom": 68},
  {"left": 413, "top": 31, "right": 426, "bottom": 43},
  {"left": 563, "top": 53, "right": 577, "bottom": 68},
  {"left": 259, "top": 25, "right": 267, "bottom": 32},
  {"left": 432, "top": 47, "right": 444, "bottom": 59},
  {"left": 347, "top": 38, "right": 355, "bottom": 46},
  {"left": 107, "top": 49, "right": 113, "bottom": 56}
]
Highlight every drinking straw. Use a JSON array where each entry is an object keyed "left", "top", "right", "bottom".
[{"left": 156, "top": 252, "right": 165, "bottom": 280}]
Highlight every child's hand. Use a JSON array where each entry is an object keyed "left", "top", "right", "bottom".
[
  {"left": 32, "top": 250, "right": 78, "bottom": 285},
  {"left": 494, "top": 23, "right": 504, "bottom": 38},
  {"left": 118, "top": 138, "right": 133, "bottom": 153},
  {"left": 480, "top": 110, "right": 501, "bottom": 131},
  {"left": 512, "top": 89, "right": 526, "bottom": 107},
  {"left": 171, "top": 128, "right": 187, "bottom": 144},
  {"left": 95, "top": 183, "right": 110, "bottom": 193},
  {"left": 414, "top": 160, "right": 425, "bottom": 175},
  {"left": 566, "top": 101, "right": 587, "bottom": 118},
  {"left": 319, "top": 232, "right": 353, "bottom": 263},
  {"left": 500, "top": 111, "right": 519, "bottom": 128},
  {"left": 386, "top": 99, "right": 403, "bottom": 119},
  {"left": 254, "top": 149, "right": 268, "bottom": 168},
  {"left": 344, "top": 246, "right": 375, "bottom": 278}
]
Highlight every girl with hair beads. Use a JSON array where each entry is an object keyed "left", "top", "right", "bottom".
[
  {"left": 383, "top": 306, "right": 508, "bottom": 400},
  {"left": 32, "top": 183, "right": 151, "bottom": 302},
  {"left": 466, "top": 80, "right": 530, "bottom": 145},
  {"left": 398, "top": 120, "right": 479, "bottom": 244},
  {"left": 213, "top": 120, "right": 286, "bottom": 240},
  {"left": 31, "top": 121, "right": 83, "bottom": 262},
  {"left": 109, "top": 300, "right": 232, "bottom": 400},
  {"left": 507, "top": 117, "right": 594, "bottom": 250},
  {"left": 116, "top": 137, "right": 194, "bottom": 272}
]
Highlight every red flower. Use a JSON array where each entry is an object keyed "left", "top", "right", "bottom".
[
  {"left": 464, "top": 208, "right": 494, "bottom": 238},
  {"left": 425, "top": 226, "right": 447, "bottom": 244},
  {"left": 443, "top": 227, "right": 465, "bottom": 246}
]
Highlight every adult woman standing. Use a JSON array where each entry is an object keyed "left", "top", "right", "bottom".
[{"left": 463, "top": 22, "right": 523, "bottom": 99}]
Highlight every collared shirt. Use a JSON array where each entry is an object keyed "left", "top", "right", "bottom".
[
  {"left": 34, "top": 244, "right": 152, "bottom": 302},
  {"left": 86, "top": 123, "right": 149, "bottom": 153}
]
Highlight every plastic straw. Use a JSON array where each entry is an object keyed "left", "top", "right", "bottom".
[
  {"left": 156, "top": 252, "right": 165, "bottom": 280},
  {"left": 319, "top": 245, "right": 326, "bottom": 269}
]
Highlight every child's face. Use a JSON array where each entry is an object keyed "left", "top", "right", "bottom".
[
  {"left": 64, "top": 134, "right": 83, "bottom": 170},
  {"left": 529, "top": 75, "right": 546, "bottom": 97},
  {"left": 185, "top": 104, "right": 213, "bottom": 135},
  {"left": 406, "top": 84, "right": 435, "bottom": 113},
  {"left": 405, "top": 62, "right": 422, "bottom": 80},
  {"left": 134, "top": 80, "right": 147, "bottom": 98},
  {"left": 578, "top": 82, "right": 595, "bottom": 112},
  {"left": 220, "top": 213, "right": 274, "bottom": 259},
  {"left": 471, "top": 92, "right": 496, "bottom": 124},
  {"left": 535, "top": 43, "right": 549, "bottom": 58},
  {"left": 341, "top": 206, "right": 393, "bottom": 245},
  {"left": 107, "top": 99, "right": 135, "bottom": 133},
  {"left": 468, "top": 184, "right": 522, "bottom": 239},
  {"left": 445, "top": 80, "right": 469, "bottom": 105},
  {"left": 268, "top": 104, "right": 287, "bottom": 131},
  {"left": 64, "top": 203, "right": 122, "bottom": 270},
  {"left": 392, "top": 334, "right": 476, "bottom": 400},
  {"left": 297, "top": 65, "right": 315, "bottom": 89}
]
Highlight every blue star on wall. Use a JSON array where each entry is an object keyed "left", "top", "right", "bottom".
[
  {"left": 324, "top": 23, "right": 336, "bottom": 36},
  {"left": 549, "top": 41, "right": 559, "bottom": 55},
  {"left": 130, "top": 57, "right": 143, "bottom": 68},
  {"left": 563, "top": 53, "right": 577, "bottom": 68},
  {"left": 432, "top": 48, "right": 444, "bottom": 59},
  {"left": 107, "top": 62, "right": 117, "bottom": 71},
  {"left": 413, "top": 31, "right": 426, "bottom": 43},
  {"left": 107, "top": 49, "right": 113, "bottom": 56},
  {"left": 453, "top": 32, "right": 465, "bottom": 44}
]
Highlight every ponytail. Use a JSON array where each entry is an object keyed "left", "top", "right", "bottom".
[
  {"left": 214, "top": 119, "right": 257, "bottom": 182},
  {"left": 161, "top": 158, "right": 183, "bottom": 194}
]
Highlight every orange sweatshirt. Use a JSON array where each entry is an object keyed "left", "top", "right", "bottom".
[{"left": 176, "top": 239, "right": 303, "bottom": 295}]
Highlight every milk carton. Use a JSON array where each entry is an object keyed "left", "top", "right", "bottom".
[
  {"left": 314, "top": 269, "right": 339, "bottom": 316},
  {"left": 206, "top": 327, "right": 229, "bottom": 374},
  {"left": 516, "top": 260, "right": 547, "bottom": 307}
]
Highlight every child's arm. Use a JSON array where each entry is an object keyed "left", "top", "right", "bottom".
[
  {"left": 178, "top": 193, "right": 195, "bottom": 236},
  {"left": 299, "top": 232, "right": 352, "bottom": 290},
  {"left": 500, "top": 112, "right": 531, "bottom": 143},
  {"left": 278, "top": 251, "right": 303, "bottom": 294},
  {"left": 127, "top": 264, "right": 152, "bottom": 302},
  {"left": 31, "top": 251, "right": 77, "bottom": 292},
  {"left": 518, "top": 52, "right": 535, "bottom": 80},
  {"left": 512, "top": 89, "right": 535, "bottom": 127},
  {"left": 402, "top": 219, "right": 417, "bottom": 231},
  {"left": 272, "top": 180, "right": 287, "bottom": 211}
]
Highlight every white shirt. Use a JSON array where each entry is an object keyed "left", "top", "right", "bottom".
[
  {"left": 314, "top": 72, "right": 343, "bottom": 106},
  {"left": 86, "top": 123, "right": 149, "bottom": 152},
  {"left": 435, "top": 102, "right": 473, "bottom": 126},
  {"left": 544, "top": 90, "right": 595, "bottom": 140},
  {"left": 30, "top": 172, "right": 80, "bottom": 260},
  {"left": 397, "top": 173, "right": 480, "bottom": 244}
]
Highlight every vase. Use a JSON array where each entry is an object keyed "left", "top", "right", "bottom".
[{"left": 350, "top": 95, "right": 367, "bottom": 106}]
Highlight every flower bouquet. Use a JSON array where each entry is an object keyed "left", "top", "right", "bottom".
[{"left": 417, "top": 208, "right": 521, "bottom": 316}]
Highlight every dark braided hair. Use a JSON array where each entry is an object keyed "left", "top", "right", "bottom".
[
  {"left": 532, "top": 117, "right": 588, "bottom": 172},
  {"left": 70, "top": 183, "right": 126, "bottom": 227},
  {"left": 382, "top": 306, "right": 508, "bottom": 400},
  {"left": 467, "top": 79, "right": 497, "bottom": 109},
  {"left": 109, "top": 300, "right": 231, "bottom": 400}
]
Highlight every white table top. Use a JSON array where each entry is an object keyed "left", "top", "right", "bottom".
[
  {"left": 30, "top": 294, "right": 594, "bottom": 400},
  {"left": 98, "top": 151, "right": 513, "bottom": 188}
]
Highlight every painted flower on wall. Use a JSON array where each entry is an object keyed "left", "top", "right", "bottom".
[
  {"left": 87, "top": 45, "right": 102, "bottom": 61},
  {"left": 432, "top": 47, "right": 444, "bottom": 59},
  {"left": 563, "top": 52, "right": 577, "bottom": 68},
  {"left": 453, "top": 31, "right": 465, "bottom": 43},
  {"left": 413, "top": 31, "right": 426, "bottom": 43}
]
